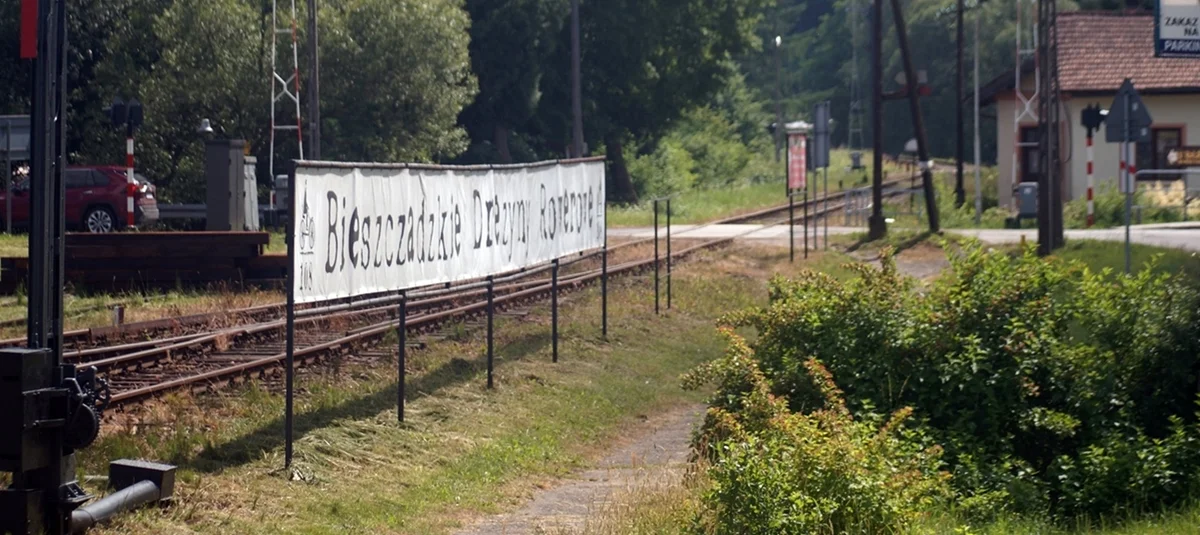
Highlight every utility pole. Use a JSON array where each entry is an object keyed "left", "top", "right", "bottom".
[
  {"left": 1036, "top": 0, "right": 1063, "bottom": 254},
  {"left": 891, "top": 0, "right": 940, "bottom": 233},
  {"left": 955, "top": 0, "right": 966, "bottom": 208},
  {"left": 868, "top": 0, "right": 886, "bottom": 240},
  {"left": 306, "top": 0, "right": 320, "bottom": 160},
  {"left": 974, "top": 1, "right": 982, "bottom": 225},
  {"left": 570, "top": 0, "right": 585, "bottom": 158}
]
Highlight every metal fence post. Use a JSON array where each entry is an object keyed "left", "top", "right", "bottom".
[
  {"left": 398, "top": 291, "right": 406, "bottom": 423},
  {"left": 823, "top": 168, "right": 829, "bottom": 250},
  {"left": 4, "top": 120, "right": 10, "bottom": 233},
  {"left": 487, "top": 277, "right": 495, "bottom": 389},
  {"left": 804, "top": 186, "right": 809, "bottom": 259},
  {"left": 601, "top": 245, "right": 608, "bottom": 339},
  {"left": 789, "top": 192, "right": 795, "bottom": 262},
  {"left": 552, "top": 259, "right": 559, "bottom": 363},
  {"left": 666, "top": 198, "right": 672, "bottom": 310},
  {"left": 653, "top": 199, "right": 660, "bottom": 315},
  {"left": 285, "top": 165, "right": 296, "bottom": 469}
]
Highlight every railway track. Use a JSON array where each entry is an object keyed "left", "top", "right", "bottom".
[
  {"left": 14, "top": 176, "right": 919, "bottom": 410},
  {"left": 0, "top": 181, "right": 892, "bottom": 351}
]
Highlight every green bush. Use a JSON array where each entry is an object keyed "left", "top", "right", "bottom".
[
  {"left": 684, "top": 331, "right": 950, "bottom": 534},
  {"left": 712, "top": 244, "right": 1200, "bottom": 521},
  {"left": 627, "top": 137, "right": 699, "bottom": 197}
]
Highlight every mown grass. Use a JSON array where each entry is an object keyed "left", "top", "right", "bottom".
[
  {"left": 80, "top": 244, "right": 829, "bottom": 534},
  {"left": 918, "top": 505, "right": 1200, "bottom": 535}
]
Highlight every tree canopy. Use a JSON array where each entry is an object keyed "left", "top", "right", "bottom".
[{"left": 0, "top": 0, "right": 1153, "bottom": 204}]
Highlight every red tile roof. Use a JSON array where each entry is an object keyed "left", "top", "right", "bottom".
[{"left": 1058, "top": 11, "right": 1200, "bottom": 93}]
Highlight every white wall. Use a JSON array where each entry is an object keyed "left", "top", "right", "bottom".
[
  {"left": 995, "top": 92, "right": 1199, "bottom": 209},
  {"left": 1065, "top": 93, "right": 1198, "bottom": 201}
]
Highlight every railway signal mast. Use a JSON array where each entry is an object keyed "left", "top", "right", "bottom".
[{"left": 3, "top": 2, "right": 175, "bottom": 534}]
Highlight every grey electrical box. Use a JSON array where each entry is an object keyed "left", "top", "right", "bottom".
[
  {"left": 205, "top": 139, "right": 247, "bottom": 231},
  {"left": 1016, "top": 182, "right": 1038, "bottom": 219}
]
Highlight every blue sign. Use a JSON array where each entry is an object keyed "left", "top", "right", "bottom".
[{"left": 1156, "top": 0, "right": 1200, "bottom": 58}]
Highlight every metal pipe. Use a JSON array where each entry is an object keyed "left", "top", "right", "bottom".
[
  {"left": 775, "top": 34, "right": 783, "bottom": 163},
  {"left": 601, "top": 245, "right": 607, "bottom": 339},
  {"left": 666, "top": 198, "right": 671, "bottom": 310},
  {"left": 551, "top": 259, "right": 559, "bottom": 362},
  {"left": 653, "top": 200, "right": 659, "bottom": 314},
  {"left": 285, "top": 164, "right": 296, "bottom": 468},
  {"left": 398, "top": 291, "right": 406, "bottom": 422},
  {"left": 69, "top": 480, "right": 163, "bottom": 533},
  {"left": 804, "top": 185, "right": 809, "bottom": 259},
  {"left": 486, "top": 277, "right": 495, "bottom": 389},
  {"left": 789, "top": 192, "right": 794, "bottom": 262},
  {"left": 823, "top": 168, "right": 828, "bottom": 250}
]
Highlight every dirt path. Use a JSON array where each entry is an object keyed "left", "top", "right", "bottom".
[
  {"left": 454, "top": 404, "right": 704, "bottom": 535},
  {"left": 847, "top": 240, "right": 950, "bottom": 281}
]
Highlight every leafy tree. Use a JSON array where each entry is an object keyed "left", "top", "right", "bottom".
[
  {"left": 460, "top": 0, "right": 568, "bottom": 163},
  {"left": 538, "top": 0, "right": 771, "bottom": 203},
  {"left": 120, "top": 0, "right": 264, "bottom": 202},
  {"left": 319, "top": 0, "right": 477, "bottom": 163}
]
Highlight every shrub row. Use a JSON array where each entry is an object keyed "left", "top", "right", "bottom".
[{"left": 690, "top": 243, "right": 1200, "bottom": 527}]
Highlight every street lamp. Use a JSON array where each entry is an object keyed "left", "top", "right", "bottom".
[
  {"left": 774, "top": 35, "right": 783, "bottom": 163},
  {"left": 197, "top": 118, "right": 215, "bottom": 135}
]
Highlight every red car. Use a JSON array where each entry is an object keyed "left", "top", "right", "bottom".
[{"left": 0, "top": 166, "right": 159, "bottom": 233}]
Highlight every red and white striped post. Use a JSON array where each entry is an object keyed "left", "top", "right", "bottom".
[
  {"left": 125, "top": 132, "right": 135, "bottom": 228},
  {"left": 1086, "top": 133, "right": 1095, "bottom": 227}
]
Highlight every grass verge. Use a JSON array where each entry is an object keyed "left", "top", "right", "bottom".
[
  {"left": 81, "top": 244, "right": 830, "bottom": 534},
  {"left": 606, "top": 150, "right": 919, "bottom": 228},
  {"left": 1053, "top": 239, "right": 1200, "bottom": 282}
]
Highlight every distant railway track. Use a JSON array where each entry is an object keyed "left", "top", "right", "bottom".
[{"left": 8, "top": 176, "right": 920, "bottom": 410}]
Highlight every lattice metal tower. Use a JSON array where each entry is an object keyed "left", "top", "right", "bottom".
[
  {"left": 847, "top": 0, "right": 866, "bottom": 151},
  {"left": 1011, "top": 0, "right": 1039, "bottom": 205},
  {"left": 270, "top": 0, "right": 305, "bottom": 185}
]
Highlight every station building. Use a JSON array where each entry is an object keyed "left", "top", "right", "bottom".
[{"left": 981, "top": 11, "right": 1200, "bottom": 208}]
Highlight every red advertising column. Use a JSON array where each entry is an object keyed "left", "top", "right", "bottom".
[{"left": 787, "top": 132, "right": 808, "bottom": 192}]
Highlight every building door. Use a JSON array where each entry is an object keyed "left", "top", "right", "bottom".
[{"left": 1019, "top": 126, "right": 1041, "bottom": 185}]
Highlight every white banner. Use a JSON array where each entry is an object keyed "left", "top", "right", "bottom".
[{"left": 291, "top": 160, "right": 606, "bottom": 304}]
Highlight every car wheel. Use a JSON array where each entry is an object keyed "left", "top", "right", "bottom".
[{"left": 84, "top": 207, "right": 117, "bottom": 233}]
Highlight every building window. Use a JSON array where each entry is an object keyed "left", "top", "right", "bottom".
[{"left": 1136, "top": 127, "right": 1182, "bottom": 180}]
